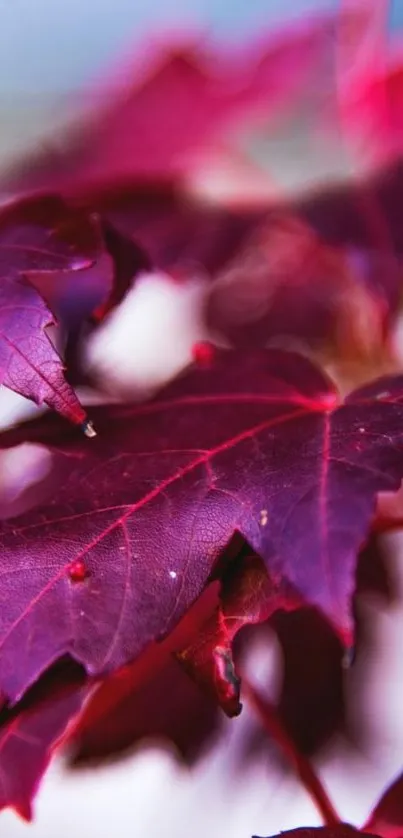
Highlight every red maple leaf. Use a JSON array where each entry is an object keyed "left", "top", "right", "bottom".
[{"left": 1, "top": 349, "right": 403, "bottom": 707}]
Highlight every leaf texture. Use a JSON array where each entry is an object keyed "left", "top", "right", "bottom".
[
  {"left": 0, "top": 195, "right": 112, "bottom": 422},
  {"left": 1, "top": 349, "right": 403, "bottom": 703}
]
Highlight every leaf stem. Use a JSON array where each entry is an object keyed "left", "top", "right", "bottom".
[{"left": 242, "top": 677, "right": 340, "bottom": 827}]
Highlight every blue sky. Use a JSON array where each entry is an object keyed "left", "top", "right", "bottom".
[
  {"left": 0, "top": 0, "right": 401, "bottom": 95},
  {"left": 0, "top": 0, "right": 337, "bottom": 93},
  {"left": 390, "top": 0, "right": 403, "bottom": 30}
]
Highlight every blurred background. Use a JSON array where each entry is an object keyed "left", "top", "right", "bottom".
[
  {"left": 0, "top": 0, "right": 400, "bottom": 186},
  {"left": 1, "top": 2, "right": 403, "bottom": 837}
]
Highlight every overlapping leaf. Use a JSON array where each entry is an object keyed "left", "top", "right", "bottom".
[
  {"left": 206, "top": 209, "right": 390, "bottom": 359},
  {"left": 0, "top": 661, "right": 88, "bottom": 820},
  {"left": 95, "top": 184, "right": 265, "bottom": 279},
  {"left": 71, "top": 583, "right": 220, "bottom": 764},
  {"left": 1, "top": 349, "right": 403, "bottom": 706},
  {"left": 0, "top": 195, "right": 114, "bottom": 423}
]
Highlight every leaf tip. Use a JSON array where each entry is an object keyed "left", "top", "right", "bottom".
[{"left": 14, "top": 800, "right": 33, "bottom": 822}]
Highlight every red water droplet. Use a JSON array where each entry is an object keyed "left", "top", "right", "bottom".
[
  {"left": 192, "top": 341, "right": 215, "bottom": 366},
  {"left": 68, "top": 559, "right": 87, "bottom": 583}
]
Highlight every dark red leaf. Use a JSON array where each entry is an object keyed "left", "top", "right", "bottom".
[
  {"left": 0, "top": 195, "right": 113, "bottom": 423},
  {"left": 1, "top": 349, "right": 403, "bottom": 703},
  {"left": 295, "top": 161, "right": 403, "bottom": 317},
  {"left": 364, "top": 771, "right": 403, "bottom": 837},
  {"left": 207, "top": 210, "right": 389, "bottom": 360},
  {"left": 0, "top": 660, "right": 87, "bottom": 819},
  {"left": 254, "top": 827, "right": 380, "bottom": 838},
  {"left": 72, "top": 652, "right": 219, "bottom": 766},
  {"left": 71, "top": 584, "right": 221, "bottom": 765},
  {"left": 95, "top": 184, "right": 264, "bottom": 279},
  {"left": 273, "top": 608, "right": 344, "bottom": 755}
]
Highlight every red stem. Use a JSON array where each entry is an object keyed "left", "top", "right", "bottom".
[{"left": 242, "top": 677, "right": 340, "bottom": 827}]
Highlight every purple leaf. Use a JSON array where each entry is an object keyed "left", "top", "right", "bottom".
[
  {"left": 1, "top": 349, "right": 403, "bottom": 703},
  {"left": 0, "top": 195, "right": 113, "bottom": 423}
]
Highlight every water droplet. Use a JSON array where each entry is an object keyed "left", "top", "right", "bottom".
[
  {"left": 192, "top": 341, "right": 215, "bottom": 366},
  {"left": 82, "top": 419, "right": 97, "bottom": 438},
  {"left": 259, "top": 509, "right": 268, "bottom": 526},
  {"left": 169, "top": 570, "right": 177, "bottom": 579},
  {"left": 359, "top": 427, "right": 366, "bottom": 434},
  {"left": 68, "top": 559, "right": 88, "bottom": 583}
]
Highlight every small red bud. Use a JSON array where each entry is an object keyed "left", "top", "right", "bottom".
[
  {"left": 192, "top": 341, "right": 215, "bottom": 367},
  {"left": 68, "top": 559, "right": 88, "bottom": 583}
]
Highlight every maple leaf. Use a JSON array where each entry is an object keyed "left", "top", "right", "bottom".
[
  {"left": 0, "top": 660, "right": 88, "bottom": 819},
  {"left": 93, "top": 183, "right": 265, "bottom": 279},
  {"left": 254, "top": 827, "right": 380, "bottom": 838},
  {"left": 0, "top": 194, "right": 114, "bottom": 424},
  {"left": 1, "top": 348, "right": 403, "bottom": 705},
  {"left": 364, "top": 771, "right": 403, "bottom": 838}
]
